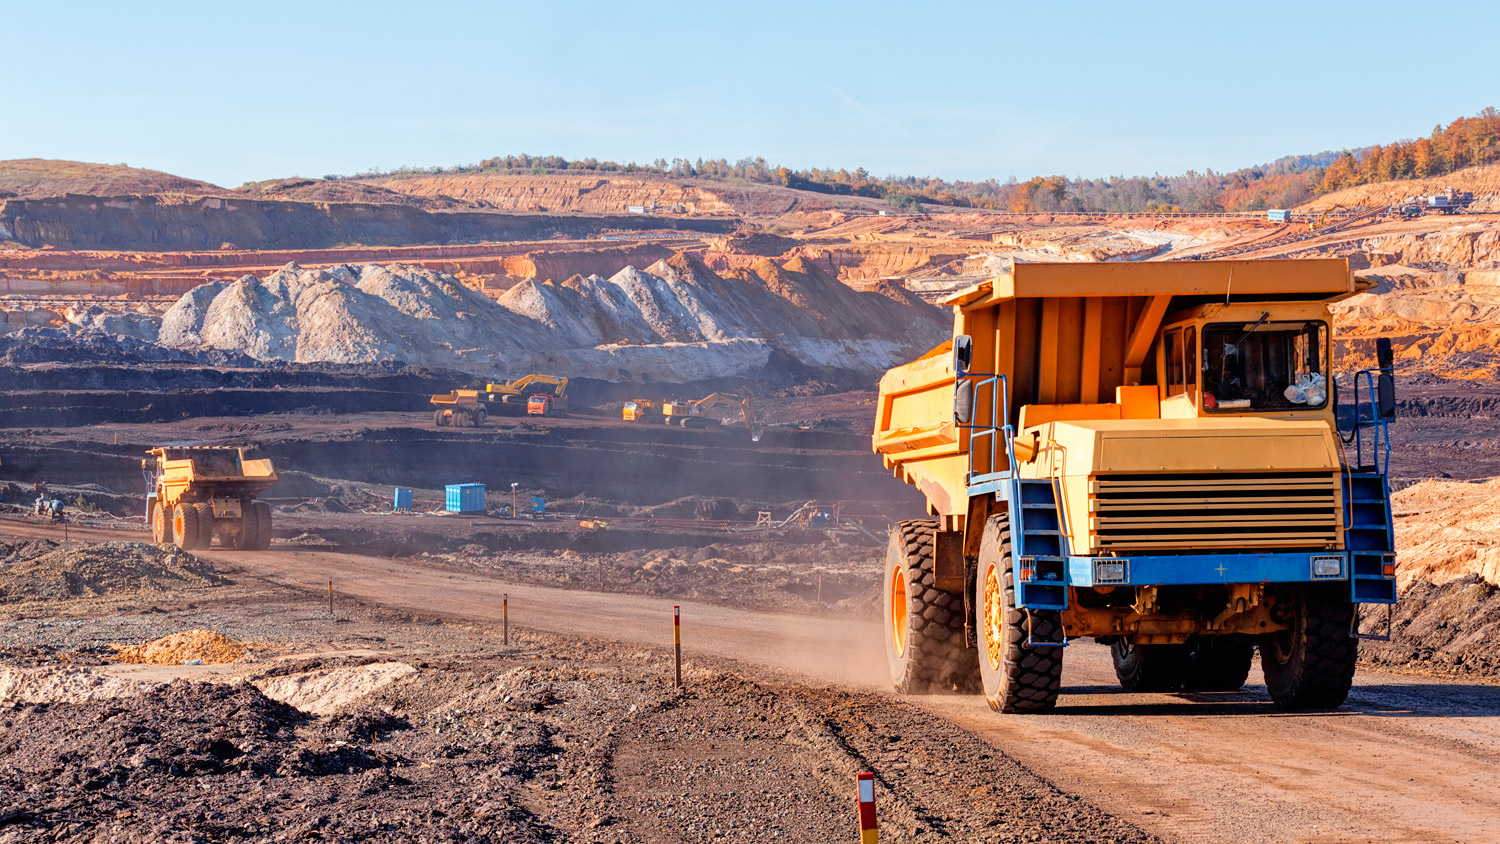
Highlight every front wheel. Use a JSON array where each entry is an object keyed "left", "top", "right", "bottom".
[
  {"left": 975, "top": 516, "right": 1063, "bottom": 712},
  {"left": 1260, "top": 591, "right": 1357, "bottom": 710}
]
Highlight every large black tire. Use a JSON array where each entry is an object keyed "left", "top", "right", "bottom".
[
  {"left": 1260, "top": 591, "right": 1357, "bottom": 710},
  {"left": 1111, "top": 641, "right": 1189, "bottom": 691},
  {"left": 231, "top": 515, "right": 254, "bottom": 550},
  {"left": 434, "top": 409, "right": 448, "bottom": 427},
  {"left": 975, "top": 516, "right": 1063, "bottom": 712},
  {"left": 883, "top": 519, "right": 977, "bottom": 694},
  {"left": 251, "top": 501, "right": 273, "bottom": 550},
  {"left": 151, "top": 502, "right": 173, "bottom": 545},
  {"left": 194, "top": 503, "right": 215, "bottom": 550},
  {"left": 1182, "top": 637, "right": 1255, "bottom": 692},
  {"left": 473, "top": 408, "right": 488, "bottom": 427},
  {"left": 173, "top": 503, "right": 201, "bottom": 550}
]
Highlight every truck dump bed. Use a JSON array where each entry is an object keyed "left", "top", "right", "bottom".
[
  {"left": 152, "top": 446, "right": 278, "bottom": 502},
  {"left": 873, "top": 259, "right": 1364, "bottom": 523}
]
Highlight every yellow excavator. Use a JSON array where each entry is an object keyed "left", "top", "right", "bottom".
[
  {"left": 1307, "top": 204, "right": 1348, "bottom": 230},
  {"left": 431, "top": 374, "right": 570, "bottom": 427},
  {"left": 662, "top": 392, "right": 764, "bottom": 441}
]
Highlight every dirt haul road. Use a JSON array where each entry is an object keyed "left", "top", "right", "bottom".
[{"left": 13, "top": 520, "right": 1499, "bottom": 844}]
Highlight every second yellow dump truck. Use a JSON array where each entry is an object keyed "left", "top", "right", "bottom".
[
  {"left": 873, "top": 259, "right": 1398, "bottom": 713},
  {"left": 143, "top": 446, "right": 278, "bottom": 551}
]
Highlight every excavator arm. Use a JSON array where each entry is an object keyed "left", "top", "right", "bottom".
[{"left": 693, "top": 393, "right": 763, "bottom": 442}]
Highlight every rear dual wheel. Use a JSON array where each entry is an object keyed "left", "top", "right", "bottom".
[
  {"left": 1111, "top": 637, "right": 1255, "bottom": 692},
  {"left": 172, "top": 503, "right": 215, "bottom": 550},
  {"left": 226, "top": 501, "right": 272, "bottom": 550},
  {"left": 883, "top": 519, "right": 978, "bottom": 694}
]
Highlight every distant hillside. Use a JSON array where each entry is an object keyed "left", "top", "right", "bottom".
[
  {"left": 357, "top": 108, "right": 1496, "bottom": 215},
  {"left": 0, "top": 159, "right": 225, "bottom": 199},
  {"left": 1303, "top": 162, "right": 1500, "bottom": 212}
]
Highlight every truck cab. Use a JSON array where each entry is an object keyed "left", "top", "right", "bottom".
[{"left": 873, "top": 259, "right": 1397, "bottom": 713}]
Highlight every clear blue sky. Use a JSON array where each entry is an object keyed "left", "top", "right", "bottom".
[{"left": 5, "top": 0, "right": 1497, "bottom": 187}]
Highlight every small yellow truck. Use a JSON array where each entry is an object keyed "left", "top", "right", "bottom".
[
  {"left": 873, "top": 259, "right": 1398, "bottom": 712},
  {"left": 143, "top": 447, "right": 278, "bottom": 550}
]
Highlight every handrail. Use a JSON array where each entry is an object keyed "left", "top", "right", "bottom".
[
  {"left": 953, "top": 371, "right": 1013, "bottom": 485},
  {"left": 1340, "top": 368, "right": 1391, "bottom": 476}
]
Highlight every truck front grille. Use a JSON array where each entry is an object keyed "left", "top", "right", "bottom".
[{"left": 1088, "top": 472, "right": 1341, "bottom": 552}]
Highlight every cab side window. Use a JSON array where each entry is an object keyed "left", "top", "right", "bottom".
[{"left": 1164, "top": 328, "right": 1184, "bottom": 396}]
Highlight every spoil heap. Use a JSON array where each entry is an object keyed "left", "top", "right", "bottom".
[
  {"left": 0, "top": 541, "right": 223, "bottom": 603},
  {"left": 152, "top": 256, "right": 944, "bottom": 381},
  {"left": 1361, "top": 478, "right": 1500, "bottom": 676},
  {"left": 114, "top": 630, "right": 247, "bottom": 665},
  {"left": 159, "top": 262, "right": 552, "bottom": 368}
]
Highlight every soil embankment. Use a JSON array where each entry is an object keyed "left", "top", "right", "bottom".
[{"left": 0, "top": 194, "right": 736, "bottom": 251}]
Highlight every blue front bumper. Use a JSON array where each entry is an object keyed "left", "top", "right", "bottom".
[{"left": 1018, "top": 549, "right": 1398, "bottom": 610}]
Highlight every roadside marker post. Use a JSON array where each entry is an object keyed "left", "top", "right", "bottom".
[
  {"left": 673, "top": 605, "right": 682, "bottom": 688},
  {"left": 327, "top": 579, "right": 333, "bottom": 617},
  {"left": 503, "top": 593, "right": 509, "bottom": 645},
  {"left": 857, "top": 772, "right": 878, "bottom": 843}
]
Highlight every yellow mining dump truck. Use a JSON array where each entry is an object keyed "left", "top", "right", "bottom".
[
  {"left": 430, "top": 374, "right": 570, "bottom": 427},
  {"left": 143, "top": 446, "right": 278, "bottom": 550},
  {"left": 873, "top": 259, "right": 1399, "bottom": 713},
  {"left": 621, "top": 399, "right": 659, "bottom": 422}
]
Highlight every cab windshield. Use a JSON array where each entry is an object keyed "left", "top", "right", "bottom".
[{"left": 1201, "top": 318, "right": 1329, "bottom": 412}]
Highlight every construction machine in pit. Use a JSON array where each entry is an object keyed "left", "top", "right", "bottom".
[{"left": 873, "top": 259, "right": 1398, "bottom": 712}]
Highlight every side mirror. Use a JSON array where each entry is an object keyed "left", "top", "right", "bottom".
[
  {"left": 954, "top": 378, "right": 974, "bottom": 425},
  {"left": 953, "top": 334, "right": 973, "bottom": 373},
  {"left": 1376, "top": 337, "right": 1394, "bottom": 371},
  {"left": 1377, "top": 373, "right": 1396, "bottom": 420},
  {"left": 1375, "top": 338, "right": 1395, "bottom": 420}
]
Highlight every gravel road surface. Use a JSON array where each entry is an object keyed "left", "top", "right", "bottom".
[{"left": 8, "top": 518, "right": 1498, "bottom": 844}]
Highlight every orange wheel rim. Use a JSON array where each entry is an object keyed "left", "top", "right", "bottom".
[
  {"left": 984, "top": 565, "right": 1005, "bottom": 670},
  {"left": 889, "top": 568, "right": 908, "bottom": 657}
]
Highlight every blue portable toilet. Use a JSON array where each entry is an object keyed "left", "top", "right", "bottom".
[
  {"left": 446, "top": 483, "right": 486, "bottom": 513},
  {"left": 393, "top": 487, "right": 413, "bottom": 511}
]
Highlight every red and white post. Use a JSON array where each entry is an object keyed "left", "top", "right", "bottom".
[
  {"left": 856, "top": 772, "right": 878, "bottom": 843},
  {"left": 503, "top": 593, "right": 509, "bottom": 646},
  {"left": 673, "top": 605, "right": 683, "bottom": 688}
]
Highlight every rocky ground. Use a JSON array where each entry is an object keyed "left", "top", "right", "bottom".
[{"left": 0, "top": 540, "right": 1158, "bottom": 844}]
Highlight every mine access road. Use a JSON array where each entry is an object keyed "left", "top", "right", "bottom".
[{"left": 10, "top": 519, "right": 1498, "bottom": 844}]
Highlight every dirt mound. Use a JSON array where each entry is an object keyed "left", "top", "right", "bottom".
[
  {"left": 113, "top": 630, "right": 247, "bottom": 665},
  {"left": 0, "top": 541, "right": 224, "bottom": 603},
  {"left": 0, "top": 666, "right": 153, "bottom": 704},
  {"left": 1391, "top": 478, "right": 1500, "bottom": 588},
  {"left": 0, "top": 158, "right": 225, "bottom": 200},
  {"left": 158, "top": 262, "right": 552, "bottom": 369},
  {"left": 255, "top": 662, "right": 417, "bottom": 715},
  {"left": 155, "top": 256, "right": 942, "bottom": 381},
  {"left": 1360, "top": 575, "right": 1500, "bottom": 677}
]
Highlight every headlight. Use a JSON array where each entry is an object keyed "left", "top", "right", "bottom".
[
  {"left": 1312, "top": 555, "right": 1343, "bottom": 579},
  {"left": 1093, "top": 559, "right": 1128, "bottom": 584}
]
